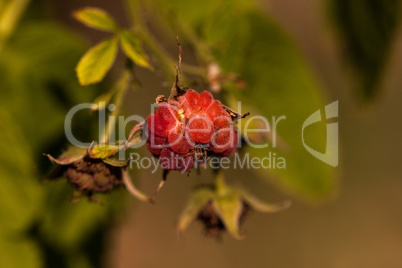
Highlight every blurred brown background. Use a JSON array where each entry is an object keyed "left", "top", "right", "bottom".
[{"left": 52, "top": 0, "right": 402, "bottom": 267}]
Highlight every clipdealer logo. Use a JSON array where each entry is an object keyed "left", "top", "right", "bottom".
[
  {"left": 302, "top": 101, "right": 339, "bottom": 167},
  {"left": 62, "top": 100, "right": 339, "bottom": 168}
]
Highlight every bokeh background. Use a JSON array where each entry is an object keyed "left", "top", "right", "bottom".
[{"left": 1, "top": 0, "right": 401, "bottom": 267}]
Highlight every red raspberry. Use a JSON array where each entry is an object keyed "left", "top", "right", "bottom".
[
  {"left": 220, "top": 126, "right": 239, "bottom": 156},
  {"left": 155, "top": 102, "right": 178, "bottom": 131},
  {"left": 205, "top": 100, "right": 223, "bottom": 122},
  {"left": 212, "top": 110, "right": 231, "bottom": 130},
  {"left": 178, "top": 90, "right": 200, "bottom": 116},
  {"left": 145, "top": 89, "right": 240, "bottom": 173},
  {"left": 146, "top": 114, "right": 167, "bottom": 137},
  {"left": 167, "top": 130, "right": 191, "bottom": 155},
  {"left": 198, "top": 91, "right": 213, "bottom": 110},
  {"left": 160, "top": 148, "right": 194, "bottom": 172},
  {"left": 188, "top": 115, "right": 214, "bottom": 143},
  {"left": 146, "top": 134, "right": 165, "bottom": 156},
  {"left": 209, "top": 128, "right": 231, "bottom": 154}
]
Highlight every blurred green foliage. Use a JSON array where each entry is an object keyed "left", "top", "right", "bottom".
[
  {"left": 0, "top": 111, "right": 43, "bottom": 268},
  {"left": 330, "top": 0, "right": 401, "bottom": 100},
  {"left": 0, "top": 20, "right": 126, "bottom": 267}
]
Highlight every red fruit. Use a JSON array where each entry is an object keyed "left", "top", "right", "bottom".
[
  {"left": 188, "top": 115, "right": 214, "bottom": 144},
  {"left": 168, "top": 130, "right": 191, "bottom": 155},
  {"left": 205, "top": 100, "right": 223, "bottom": 122},
  {"left": 155, "top": 102, "right": 178, "bottom": 131},
  {"left": 159, "top": 148, "right": 177, "bottom": 170},
  {"left": 146, "top": 135, "right": 166, "bottom": 156},
  {"left": 210, "top": 128, "right": 231, "bottom": 154},
  {"left": 159, "top": 148, "right": 193, "bottom": 172},
  {"left": 146, "top": 89, "right": 241, "bottom": 173},
  {"left": 178, "top": 89, "right": 200, "bottom": 116},
  {"left": 178, "top": 154, "right": 194, "bottom": 172},
  {"left": 147, "top": 114, "right": 167, "bottom": 137},
  {"left": 220, "top": 127, "right": 239, "bottom": 156},
  {"left": 198, "top": 91, "right": 213, "bottom": 110},
  {"left": 210, "top": 126, "right": 239, "bottom": 154},
  {"left": 213, "top": 110, "right": 231, "bottom": 130}
]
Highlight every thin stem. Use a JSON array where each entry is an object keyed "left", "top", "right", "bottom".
[
  {"left": 122, "top": 170, "right": 152, "bottom": 202},
  {"left": 100, "top": 69, "right": 131, "bottom": 143},
  {"left": 172, "top": 17, "right": 214, "bottom": 64},
  {"left": 0, "top": 0, "right": 31, "bottom": 52}
]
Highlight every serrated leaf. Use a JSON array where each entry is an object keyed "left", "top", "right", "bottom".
[
  {"left": 76, "top": 37, "right": 118, "bottom": 86},
  {"left": 118, "top": 30, "right": 152, "bottom": 69},
  {"left": 330, "top": 0, "right": 401, "bottom": 100},
  {"left": 73, "top": 7, "right": 118, "bottom": 32},
  {"left": 203, "top": 7, "right": 337, "bottom": 202}
]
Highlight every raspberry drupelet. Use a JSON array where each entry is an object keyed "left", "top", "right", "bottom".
[{"left": 146, "top": 90, "right": 239, "bottom": 173}]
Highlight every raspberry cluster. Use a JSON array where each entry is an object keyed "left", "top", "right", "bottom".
[{"left": 146, "top": 90, "right": 238, "bottom": 172}]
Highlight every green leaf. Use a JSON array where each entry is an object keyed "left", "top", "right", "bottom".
[
  {"left": 102, "top": 156, "right": 129, "bottom": 167},
  {"left": 76, "top": 37, "right": 118, "bottom": 86},
  {"left": 203, "top": 7, "right": 337, "bottom": 202},
  {"left": 45, "top": 146, "right": 87, "bottom": 165},
  {"left": 177, "top": 187, "right": 213, "bottom": 234},
  {"left": 88, "top": 143, "right": 120, "bottom": 159},
  {"left": 73, "top": 7, "right": 118, "bottom": 32},
  {"left": 118, "top": 30, "right": 152, "bottom": 69},
  {"left": 213, "top": 192, "right": 245, "bottom": 240},
  {"left": 330, "top": 0, "right": 401, "bottom": 100},
  {"left": 239, "top": 189, "right": 291, "bottom": 213}
]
